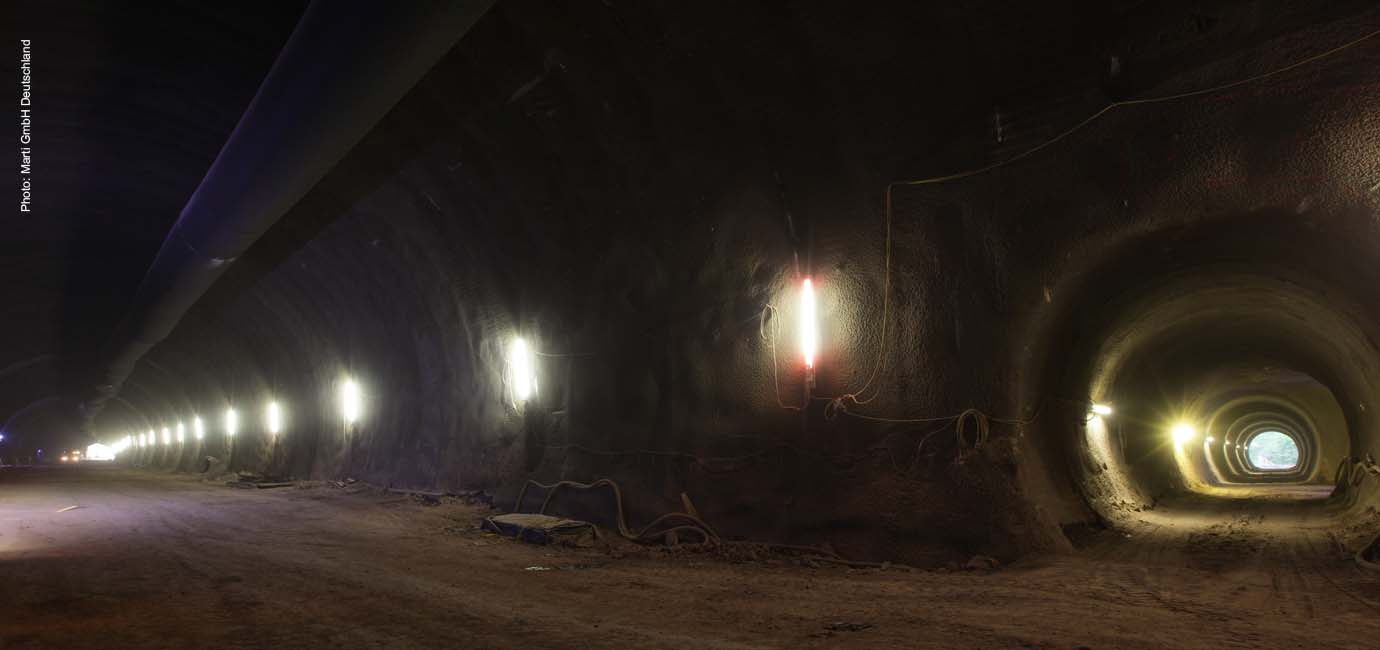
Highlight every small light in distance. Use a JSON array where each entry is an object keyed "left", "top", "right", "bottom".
[
  {"left": 1205, "top": 436, "right": 1215, "bottom": 444},
  {"left": 340, "top": 379, "right": 361, "bottom": 424},
  {"left": 266, "top": 401, "right": 282, "bottom": 435},
  {"left": 799, "top": 278, "right": 818, "bottom": 369},
  {"left": 225, "top": 408, "right": 238, "bottom": 437},
  {"left": 508, "top": 337, "right": 536, "bottom": 405},
  {"left": 161, "top": 427, "right": 171, "bottom": 445},
  {"left": 1172, "top": 423, "right": 1196, "bottom": 445},
  {"left": 1091, "top": 403, "right": 1113, "bottom": 416},
  {"left": 193, "top": 416, "right": 204, "bottom": 440},
  {"left": 176, "top": 422, "right": 185, "bottom": 443}
]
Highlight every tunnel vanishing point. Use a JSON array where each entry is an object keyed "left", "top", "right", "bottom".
[{"left": 5, "top": 2, "right": 1380, "bottom": 648}]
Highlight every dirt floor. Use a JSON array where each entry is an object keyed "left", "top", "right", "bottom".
[{"left": 3, "top": 466, "right": 1380, "bottom": 649}]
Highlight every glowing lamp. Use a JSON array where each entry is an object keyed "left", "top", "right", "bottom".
[
  {"left": 1091, "top": 403, "right": 1113, "bottom": 416},
  {"left": 176, "top": 422, "right": 185, "bottom": 443},
  {"left": 508, "top": 337, "right": 536, "bottom": 405},
  {"left": 1171, "top": 423, "right": 1196, "bottom": 445},
  {"left": 225, "top": 408, "right": 238, "bottom": 437},
  {"left": 161, "top": 427, "right": 171, "bottom": 445},
  {"left": 193, "top": 416, "right": 204, "bottom": 440},
  {"left": 86, "top": 443, "right": 114, "bottom": 461},
  {"left": 341, "top": 379, "right": 361, "bottom": 424},
  {"left": 799, "top": 278, "right": 818, "bottom": 369},
  {"left": 266, "top": 401, "right": 281, "bottom": 435}
]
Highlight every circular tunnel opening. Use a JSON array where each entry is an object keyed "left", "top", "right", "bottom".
[
  {"left": 1029, "top": 212, "right": 1380, "bottom": 540},
  {"left": 1246, "top": 430, "right": 1300, "bottom": 471}
]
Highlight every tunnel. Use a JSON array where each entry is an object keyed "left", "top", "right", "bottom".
[
  {"left": 1036, "top": 217, "right": 1376, "bottom": 515},
  {"left": 5, "top": 1, "right": 1380, "bottom": 648}
]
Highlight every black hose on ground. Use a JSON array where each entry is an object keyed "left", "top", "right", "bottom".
[
  {"left": 512, "top": 477, "right": 919, "bottom": 569},
  {"left": 513, "top": 478, "right": 720, "bottom": 546},
  {"left": 1333, "top": 456, "right": 1372, "bottom": 502}
]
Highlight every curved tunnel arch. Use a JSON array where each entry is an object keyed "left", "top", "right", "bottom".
[
  {"left": 1199, "top": 389, "right": 1337, "bottom": 489},
  {"left": 1240, "top": 429, "right": 1303, "bottom": 474},
  {"left": 1028, "top": 209, "right": 1380, "bottom": 524}
]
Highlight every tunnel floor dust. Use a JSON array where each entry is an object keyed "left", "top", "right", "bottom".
[{"left": 3, "top": 467, "right": 1379, "bottom": 649}]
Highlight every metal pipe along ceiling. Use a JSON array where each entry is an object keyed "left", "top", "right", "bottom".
[{"left": 81, "top": 0, "right": 496, "bottom": 419}]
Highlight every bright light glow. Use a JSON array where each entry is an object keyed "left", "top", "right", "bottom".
[
  {"left": 193, "top": 416, "right": 204, "bottom": 440},
  {"left": 1091, "top": 403, "right": 1113, "bottom": 416},
  {"left": 60, "top": 455, "right": 68, "bottom": 462},
  {"left": 1171, "top": 423, "right": 1196, "bottom": 445},
  {"left": 508, "top": 337, "right": 536, "bottom": 405},
  {"left": 176, "top": 422, "right": 185, "bottom": 443},
  {"left": 161, "top": 427, "right": 171, "bottom": 445},
  {"left": 799, "top": 278, "right": 818, "bottom": 369},
  {"left": 1246, "top": 430, "right": 1300, "bottom": 470},
  {"left": 340, "top": 379, "right": 361, "bottom": 424},
  {"left": 266, "top": 401, "right": 281, "bottom": 435},
  {"left": 86, "top": 443, "right": 114, "bottom": 461},
  {"left": 1205, "top": 436, "right": 1215, "bottom": 444},
  {"left": 225, "top": 408, "right": 238, "bottom": 437}
]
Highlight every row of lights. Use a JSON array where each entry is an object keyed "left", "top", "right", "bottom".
[
  {"left": 106, "top": 379, "right": 363, "bottom": 456},
  {"left": 92, "top": 271, "right": 782, "bottom": 454},
  {"left": 1089, "top": 402, "right": 1201, "bottom": 447},
  {"left": 86, "top": 277, "right": 813, "bottom": 452},
  {"left": 125, "top": 398, "right": 296, "bottom": 448},
  {"left": 101, "top": 335, "right": 546, "bottom": 457}
]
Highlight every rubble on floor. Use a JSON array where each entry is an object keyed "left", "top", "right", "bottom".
[
  {"left": 225, "top": 471, "right": 295, "bottom": 489},
  {"left": 480, "top": 512, "right": 598, "bottom": 547}
]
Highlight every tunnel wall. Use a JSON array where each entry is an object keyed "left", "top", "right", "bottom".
[{"left": 101, "top": 1, "right": 1380, "bottom": 560}]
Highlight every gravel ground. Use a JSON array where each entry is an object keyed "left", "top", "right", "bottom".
[{"left": 2, "top": 465, "right": 1379, "bottom": 649}]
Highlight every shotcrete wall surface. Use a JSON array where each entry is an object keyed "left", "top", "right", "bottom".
[{"left": 102, "top": 2, "right": 1380, "bottom": 562}]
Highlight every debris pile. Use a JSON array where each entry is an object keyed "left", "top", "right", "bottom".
[
  {"left": 225, "top": 471, "right": 294, "bottom": 489},
  {"left": 481, "top": 513, "right": 598, "bottom": 547}
]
